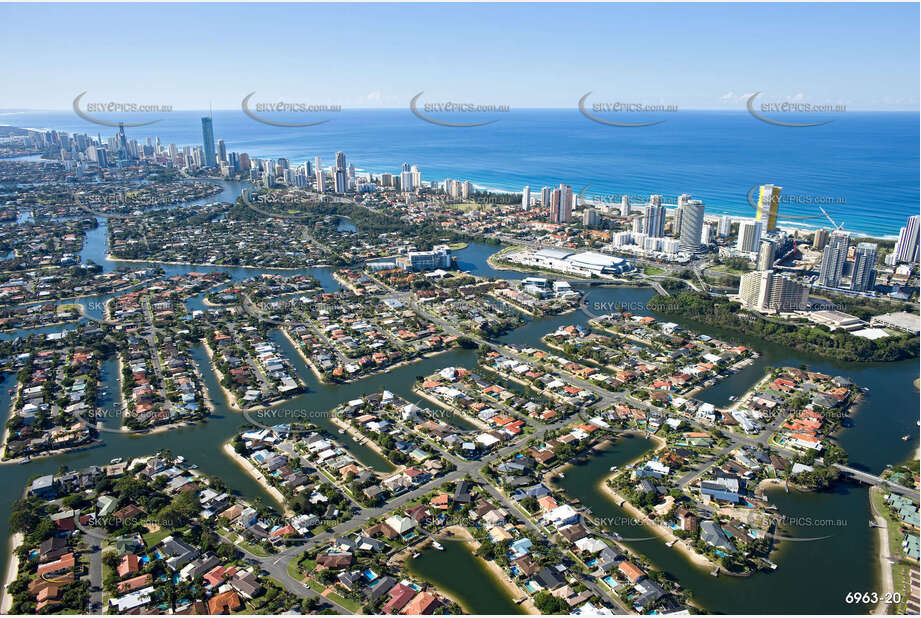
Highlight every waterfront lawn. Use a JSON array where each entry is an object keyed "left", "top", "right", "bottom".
[
  {"left": 303, "top": 577, "right": 326, "bottom": 594},
  {"left": 287, "top": 557, "right": 313, "bottom": 580},
  {"left": 238, "top": 539, "right": 271, "bottom": 557},
  {"left": 325, "top": 589, "right": 361, "bottom": 612},
  {"left": 142, "top": 528, "right": 171, "bottom": 547},
  {"left": 870, "top": 487, "right": 913, "bottom": 614}
]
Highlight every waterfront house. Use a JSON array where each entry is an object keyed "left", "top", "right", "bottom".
[
  {"left": 208, "top": 590, "right": 242, "bottom": 615},
  {"left": 700, "top": 520, "right": 736, "bottom": 553},
  {"left": 402, "top": 591, "right": 440, "bottom": 615},
  {"left": 535, "top": 566, "right": 566, "bottom": 590},
  {"left": 382, "top": 583, "right": 416, "bottom": 614},
  {"left": 316, "top": 552, "right": 353, "bottom": 569},
  {"left": 614, "top": 561, "right": 645, "bottom": 585}
]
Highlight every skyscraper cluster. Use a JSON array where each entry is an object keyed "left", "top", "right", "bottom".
[
  {"left": 444, "top": 178, "right": 472, "bottom": 199},
  {"left": 817, "top": 231, "right": 850, "bottom": 288},
  {"left": 548, "top": 184, "right": 573, "bottom": 223},
  {"left": 739, "top": 269, "right": 809, "bottom": 312}
]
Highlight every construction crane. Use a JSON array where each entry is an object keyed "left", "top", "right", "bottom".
[{"left": 819, "top": 205, "right": 845, "bottom": 231}]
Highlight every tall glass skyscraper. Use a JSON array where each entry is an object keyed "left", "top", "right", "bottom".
[
  {"left": 755, "top": 184, "right": 782, "bottom": 232},
  {"left": 678, "top": 200, "right": 705, "bottom": 253},
  {"left": 818, "top": 230, "right": 850, "bottom": 288},
  {"left": 850, "top": 242, "right": 878, "bottom": 291},
  {"left": 335, "top": 151, "right": 348, "bottom": 193},
  {"left": 201, "top": 117, "right": 216, "bottom": 167}
]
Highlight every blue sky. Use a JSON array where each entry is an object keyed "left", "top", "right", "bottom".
[{"left": 1, "top": 3, "right": 918, "bottom": 110}]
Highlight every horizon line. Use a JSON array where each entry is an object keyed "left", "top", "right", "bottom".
[{"left": 1, "top": 107, "right": 919, "bottom": 114}]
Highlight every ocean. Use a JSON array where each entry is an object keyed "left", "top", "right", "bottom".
[{"left": 2, "top": 108, "right": 918, "bottom": 238}]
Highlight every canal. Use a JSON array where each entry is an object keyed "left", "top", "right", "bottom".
[
  {"left": 555, "top": 436, "right": 878, "bottom": 614},
  {"left": 0, "top": 182, "right": 916, "bottom": 613},
  {"left": 407, "top": 539, "right": 525, "bottom": 615}
]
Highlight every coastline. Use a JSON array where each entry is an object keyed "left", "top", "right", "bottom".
[
  {"left": 0, "top": 378, "right": 21, "bottom": 459},
  {"left": 601, "top": 483, "right": 717, "bottom": 572},
  {"left": 0, "top": 532, "right": 23, "bottom": 613},
  {"left": 222, "top": 441, "right": 289, "bottom": 514},
  {"left": 550, "top": 433, "right": 719, "bottom": 572},
  {"left": 202, "top": 340, "right": 246, "bottom": 411},
  {"left": 868, "top": 486, "right": 897, "bottom": 615},
  {"left": 329, "top": 416, "right": 396, "bottom": 468},
  {"left": 280, "top": 327, "right": 328, "bottom": 383},
  {"left": 426, "top": 524, "right": 538, "bottom": 615}
]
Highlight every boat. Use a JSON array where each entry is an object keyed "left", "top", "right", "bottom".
[
  {"left": 411, "top": 552, "right": 420, "bottom": 558},
  {"left": 557, "top": 472, "right": 565, "bottom": 479},
  {"left": 609, "top": 466, "right": 618, "bottom": 472},
  {"left": 902, "top": 435, "right": 911, "bottom": 441},
  {"left": 338, "top": 429, "right": 345, "bottom": 434},
  {"left": 431, "top": 541, "right": 444, "bottom": 551},
  {"left": 729, "top": 396, "right": 736, "bottom": 402},
  {"left": 109, "top": 457, "right": 123, "bottom": 464}
]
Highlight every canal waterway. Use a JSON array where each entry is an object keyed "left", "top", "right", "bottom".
[
  {"left": 407, "top": 540, "right": 525, "bottom": 615},
  {"left": 555, "top": 436, "right": 878, "bottom": 614},
  {"left": 0, "top": 180, "right": 916, "bottom": 613}
]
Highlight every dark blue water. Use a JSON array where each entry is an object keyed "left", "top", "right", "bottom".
[{"left": 5, "top": 109, "right": 918, "bottom": 237}]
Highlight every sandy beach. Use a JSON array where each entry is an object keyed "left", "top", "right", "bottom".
[
  {"left": 222, "top": 442, "right": 290, "bottom": 514},
  {"left": 439, "top": 525, "right": 539, "bottom": 615},
  {"left": 600, "top": 484, "right": 717, "bottom": 571},
  {"left": 0, "top": 532, "right": 24, "bottom": 613},
  {"left": 869, "top": 487, "right": 896, "bottom": 614},
  {"left": 202, "top": 340, "right": 248, "bottom": 411},
  {"left": 549, "top": 432, "right": 717, "bottom": 571},
  {"left": 754, "top": 477, "right": 788, "bottom": 497},
  {"left": 329, "top": 416, "right": 396, "bottom": 466},
  {"left": 0, "top": 380, "right": 23, "bottom": 459},
  {"left": 279, "top": 327, "right": 329, "bottom": 383}
]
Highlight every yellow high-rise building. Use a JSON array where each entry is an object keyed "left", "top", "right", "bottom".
[{"left": 755, "top": 184, "right": 782, "bottom": 232}]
